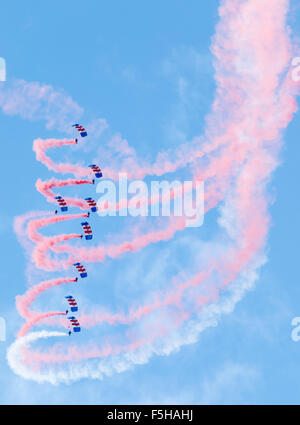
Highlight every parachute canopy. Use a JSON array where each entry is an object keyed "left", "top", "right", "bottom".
[
  {"left": 81, "top": 221, "right": 93, "bottom": 240},
  {"left": 67, "top": 316, "right": 81, "bottom": 333},
  {"left": 89, "top": 164, "right": 103, "bottom": 179},
  {"left": 73, "top": 262, "right": 87, "bottom": 278},
  {"left": 65, "top": 295, "right": 78, "bottom": 312},
  {"left": 85, "top": 197, "right": 97, "bottom": 213},
  {"left": 72, "top": 123, "right": 87, "bottom": 138},
  {"left": 55, "top": 196, "right": 68, "bottom": 212}
]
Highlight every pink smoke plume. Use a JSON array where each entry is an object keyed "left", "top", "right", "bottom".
[{"left": 9, "top": 0, "right": 300, "bottom": 383}]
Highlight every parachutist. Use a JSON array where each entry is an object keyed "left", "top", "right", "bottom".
[
  {"left": 75, "top": 138, "right": 78, "bottom": 144},
  {"left": 73, "top": 123, "right": 87, "bottom": 138},
  {"left": 73, "top": 263, "right": 88, "bottom": 278},
  {"left": 54, "top": 210, "right": 58, "bottom": 215},
  {"left": 65, "top": 296, "right": 79, "bottom": 314},
  {"left": 81, "top": 222, "right": 93, "bottom": 240},
  {"left": 68, "top": 331, "right": 72, "bottom": 336},
  {"left": 85, "top": 198, "right": 97, "bottom": 212},
  {"left": 89, "top": 164, "right": 103, "bottom": 179},
  {"left": 55, "top": 196, "right": 68, "bottom": 212},
  {"left": 67, "top": 315, "right": 81, "bottom": 333}
]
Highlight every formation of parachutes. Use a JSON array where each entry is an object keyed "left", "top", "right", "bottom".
[{"left": 52, "top": 124, "right": 100, "bottom": 335}]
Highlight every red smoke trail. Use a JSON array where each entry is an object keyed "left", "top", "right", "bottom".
[{"left": 16, "top": 277, "right": 77, "bottom": 337}]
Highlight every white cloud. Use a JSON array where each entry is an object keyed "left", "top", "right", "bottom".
[{"left": 0, "top": 79, "right": 83, "bottom": 132}]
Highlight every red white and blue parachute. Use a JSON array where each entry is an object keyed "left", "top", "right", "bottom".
[
  {"left": 65, "top": 295, "right": 78, "bottom": 313},
  {"left": 89, "top": 164, "right": 103, "bottom": 179},
  {"left": 72, "top": 123, "right": 87, "bottom": 138},
  {"left": 73, "top": 262, "right": 87, "bottom": 278},
  {"left": 67, "top": 316, "right": 81, "bottom": 333},
  {"left": 81, "top": 221, "right": 93, "bottom": 240},
  {"left": 85, "top": 197, "right": 97, "bottom": 213},
  {"left": 55, "top": 196, "right": 68, "bottom": 212}
]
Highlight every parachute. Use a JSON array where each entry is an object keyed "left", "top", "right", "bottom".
[
  {"left": 85, "top": 197, "right": 97, "bottom": 213},
  {"left": 73, "top": 262, "right": 87, "bottom": 278},
  {"left": 89, "top": 164, "right": 103, "bottom": 179},
  {"left": 55, "top": 196, "right": 68, "bottom": 212},
  {"left": 81, "top": 221, "right": 93, "bottom": 240},
  {"left": 67, "top": 316, "right": 81, "bottom": 333},
  {"left": 65, "top": 295, "right": 78, "bottom": 313},
  {"left": 72, "top": 123, "right": 87, "bottom": 138}
]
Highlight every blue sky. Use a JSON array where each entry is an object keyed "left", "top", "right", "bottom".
[{"left": 0, "top": 0, "right": 300, "bottom": 404}]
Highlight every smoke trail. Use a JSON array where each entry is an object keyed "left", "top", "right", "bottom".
[
  {"left": 33, "top": 138, "right": 90, "bottom": 178},
  {"left": 7, "top": 331, "right": 68, "bottom": 385}
]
